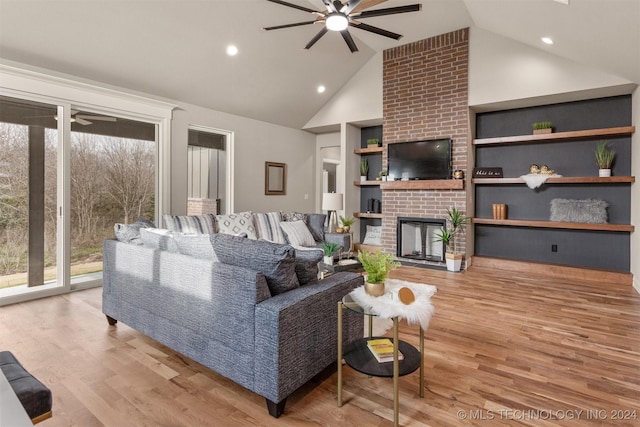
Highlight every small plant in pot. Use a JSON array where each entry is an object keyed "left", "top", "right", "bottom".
[
  {"left": 434, "top": 207, "right": 469, "bottom": 272},
  {"left": 367, "top": 138, "right": 380, "bottom": 147},
  {"left": 357, "top": 250, "right": 400, "bottom": 296},
  {"left": 377, "top": 170, "right": 388, "bottom": 181},
  {"left": 360, "top": 158, "right": 369, "bottom": 181},
  {"left": 339, "top": 216, "right": 356, "bottom": 233},
  {"left": 594, "top": 141, "right": 615, "bottom": 177},
  {"left": 320, "top": 242, "right": 341, "bottom": 265},
  {"left": 532, "top": 121, "right": 553, "bottom": 135}
]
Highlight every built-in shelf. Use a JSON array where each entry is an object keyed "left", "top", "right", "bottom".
[
  {"left": 380, "top": 180, "right": 464, "bottom": 190},
  {"left": 353, "top": 180, "right": 382, "bottom": 186},
  {"left": 472, "top": 176, "right": 635, "bottom": 185},
  {"left": 472, "top": 218, "right": 634, "bottom": 232},
  {"left": 354, "top": 212, "right": 383, "bottom": 219},
  {"left": 354, "top": 146, "right": 384, "bottom": 154},
  {"left": 473, "top": 126, "right": 635, "bottom": 146}
]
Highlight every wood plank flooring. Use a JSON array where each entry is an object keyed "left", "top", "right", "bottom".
[{"left": 1, "top": 265, "right": 639, "bottom": 426}]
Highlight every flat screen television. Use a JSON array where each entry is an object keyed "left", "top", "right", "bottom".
[{"left": 387, "top": 138, "right": 452, "bottom": 180}]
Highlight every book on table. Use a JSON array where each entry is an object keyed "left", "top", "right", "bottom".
[{"left": 367, "top": 338, "right": 404, "bottom": 363}]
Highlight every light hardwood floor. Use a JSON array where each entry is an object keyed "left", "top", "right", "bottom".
[{"left": 1, "top": 265, "right": 639, "bottom": 426}]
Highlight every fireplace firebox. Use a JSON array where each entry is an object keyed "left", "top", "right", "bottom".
[{"left": 396, "top": 217, "right": 446, "bottom": 262}]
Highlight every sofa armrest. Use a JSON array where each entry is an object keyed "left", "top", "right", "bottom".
[{"left": 253, "top": 272, "right": 364, "bottom": 403}]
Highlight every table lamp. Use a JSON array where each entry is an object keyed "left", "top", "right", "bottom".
[{"left": 322, "top": 192, "right": 343, "bottom": 233}]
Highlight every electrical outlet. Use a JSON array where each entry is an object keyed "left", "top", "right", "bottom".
[{"left": 552, "top": 244, "right": 558, "bottom": 252}]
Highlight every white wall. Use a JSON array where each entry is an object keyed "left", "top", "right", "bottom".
[{"left": 171, "top": 104, "right": 316, "bottom": 215}]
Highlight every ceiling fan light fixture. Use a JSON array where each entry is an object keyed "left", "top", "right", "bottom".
[{"left": 325, "top": 13, "right": 348, "bottom": 31}]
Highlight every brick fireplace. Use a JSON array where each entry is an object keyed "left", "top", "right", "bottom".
[{"left": 381, "top": 28, "right": 469, "bottom": 267}]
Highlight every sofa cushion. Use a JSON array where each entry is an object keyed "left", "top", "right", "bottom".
[
  {"left": 114, "top": 217, "right": 155, "bottom": 244},
  {"left": 280, "top": 220, "right": 316, "bottom": 247},
  {"left": 211, "top": 234, "right": 299, "bottom": 295},
  {"left": 253, "top": 212, "right": 286, "bottom": 244},
  {"left": 293, "top": 247, "right": 324, "bottom": 285},
  {"left": 173, "top": 233, "right": 218, "bottom": 261},
  {"left": 140, "top": 228, "right": 178, "bottom": 252},
  {"left": 305, "top": 213, "right": 326, "bottom": 243},
  {"left": 163, "top": 214, "right": 216, "bottom": 234},
  {"left": 216, "top": 211, "right": 258, "bottom": 239}
]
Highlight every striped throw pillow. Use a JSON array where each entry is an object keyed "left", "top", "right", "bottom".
[
  {"left": 163, "top": 214, "right": 215, "bottom": 234},
  {"left": 253, "top": 212, "right": 286, "bottom": 244},
  {"left": 280, "top": 220, "right": 316, "bottom": 247}
]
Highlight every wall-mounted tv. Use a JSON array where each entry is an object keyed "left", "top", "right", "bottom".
[{"left": 387, "top": 138, "right": 452, "bottom": 180}]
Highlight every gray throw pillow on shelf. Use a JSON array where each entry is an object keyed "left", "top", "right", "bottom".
[
  {"left": 210, "top": 234, "right": 299, "bottom": 296},
  {"left": 550, "top": 198, "right": 608, "bottom": 224},
  {"left": 305, "top": 213, "right": 326, "bottom": 243}
]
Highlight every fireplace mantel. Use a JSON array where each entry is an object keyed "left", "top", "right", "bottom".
[{"left": 380, "top": 180, "right": 464, "bottom": 190}]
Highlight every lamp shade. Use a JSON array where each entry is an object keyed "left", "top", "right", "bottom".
[{"left": 322, "top": 192, "right": 343, "bottom": 211}]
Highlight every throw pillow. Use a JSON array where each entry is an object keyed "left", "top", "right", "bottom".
[
  {"left": 173, "top": 233, "right": 218, "bottom": 262},
  {"left": 280, "top": 220, "right": 316, "bottom": 247},
  {"left": 139, "top": 228, "right": 178, "bottom": 252},
  {"left": 216, "top": 211, "right": 257, "bottom": 239},
  {"left": 550, "top": 199, "right": 609, "bottom": 223},
  {"left": 305, "top": 213, "right": 326, "bottom": 243},
  {"left": 114, "top": 217, "right": 154, "bottom": 244},
  {"left": 210, "top": 234, "right": 299, "bottom": 295},
  {"left": 293, "top": 247, "right": 324, "bottom": 285},
  {"left": 253, "top": 212, "right": 286, "bottom": 244},
  {"left": 163, "top": 214, "right": 216, "bottom": 234},
  {"left": 281, "top": 211, "right": 305, "bottom": 222},
  {"left": 362, "top": 225, "right": 382, "bottom": 246}
]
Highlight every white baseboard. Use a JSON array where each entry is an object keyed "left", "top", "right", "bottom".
[{"left": 634, "top": 276, "right": 640, "bottom": 295}]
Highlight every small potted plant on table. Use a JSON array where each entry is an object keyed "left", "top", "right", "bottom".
[
  {"left": 435, "top": 207, "right": 469, "bottom": 272},
  {"left": 320, "top": 242, "right": 341, "bottom": 265},
  {"left": 339, "top": 216, "right": 355, "bottom": 233},
  {"left": 357, "top": 250, "right": 400, "bottom": 296}
]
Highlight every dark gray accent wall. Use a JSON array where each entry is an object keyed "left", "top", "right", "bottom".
[
  {"left": 474, "top": 95, "right": 633, "bottom": 272},
  {"left": 359, "top": 126, "right": 382, "bottom": 238}
]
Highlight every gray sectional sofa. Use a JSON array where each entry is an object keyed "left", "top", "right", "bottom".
[{"left": 103, "top": 221, "right": 364, "bottom": 418}]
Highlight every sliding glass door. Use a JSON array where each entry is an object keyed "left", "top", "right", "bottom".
[{"left": 0, "top": 96, "right": 59, "bottom": 293}]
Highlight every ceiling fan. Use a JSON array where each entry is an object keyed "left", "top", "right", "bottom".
[
  {"left": 263, "top": 0, "right": 422, "bottom": 53},
  {"left": 28, "top": 110, "right": 117, "bottom": 126}
]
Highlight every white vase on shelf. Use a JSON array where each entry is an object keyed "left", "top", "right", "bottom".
[{"left": 599, "top": 168, "right": 611, "bottom": 177}]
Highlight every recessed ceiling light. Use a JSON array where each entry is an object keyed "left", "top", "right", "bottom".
[
  {"left": 541, "top": 37, "right": 554, "bottom": 45},
  {"left": 226, "top": 45, "right": 238, "bottom": 56},
  {"left": 317, "top": 85, "right": 326, "bottom": 93}
]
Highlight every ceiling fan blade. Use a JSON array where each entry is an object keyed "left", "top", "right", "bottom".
[
  {"left": 350, "top": 0, "right": 387, "bottom": 14},
  {"left": 74, "top": 118, "right": 92, "bottom": 126},
  {"left": 305, "top": 27, "right": 329, "bottom": 49},
  {"left": 354, "top": 4, "right": 421, "bottom": 19},
  {"left": 322, "top": 0, "right": 337, "bottom": 13},
  {"left": 265, "top": 0, "right": 318, "bottom": 14},
  {"left": 341, "top": 0, "right": 361, "bottom": 14},
  {"left": 264, "top": 20, "right": 318, "bottom": 31},
  {"left": 349, "top": 21, "right": 402, "bottom": 40},
  {"left": 76, "top": 115, "right": 116, "bottom": 122},
  {"left": 340, "top": 30, "right": 359, "bottom": 52}
]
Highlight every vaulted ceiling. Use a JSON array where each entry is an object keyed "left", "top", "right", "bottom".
[{"left": 0, "top": 0, "right": 638, "bottom": 129}]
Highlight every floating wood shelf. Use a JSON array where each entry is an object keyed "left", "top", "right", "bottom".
[
  {"left": 473, "top": 126, "right": 635, "bottom": 146},
  {"left": 354, "top": 212, "right": 383, "bottom": 219},
  {"left": 472, "top": 176, "right": 635, "bottom": 185},
  {"left": 472, "top": 218, "right": 634, "bottom": 232},
  {"left": 380, "top": 179, "right": 464, "bottom": 190},
  {"left": 353, "top": 180, "right": 382, "bottom": 186},
  {"left": 354, "top": 146, "right": 384, "bottom": 154}
]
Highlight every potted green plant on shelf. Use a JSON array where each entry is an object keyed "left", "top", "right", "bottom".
[
  {"left": 532, "top": 121, "right": 553, "bottom": 135},
  {"left": 320, "top": 242, "right": 341, "bottom": 265},
  {"left": 360, "top": 158, "right": 369, "bottom": 181},
  {"left": 367, "top": 138, "right": 380, "bottom": 147},
  {"left": 377, "top": 170, "right": 388, "bottom": 181},
  {"left": 594, "top": 141, "right": 615, "bottom": 177},
  {"left": 339, "top": 216, "right": 356, "bottom": 233},
  {"left": 357, "top": 250, "right": 400, "bottom": 296},
  {"left": 434, "top": 207, "right": 469, "bottom": 272}
]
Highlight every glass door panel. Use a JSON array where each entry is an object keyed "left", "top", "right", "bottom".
[{"left": 0, "top": 96, "right": 59, "bottom": 292}]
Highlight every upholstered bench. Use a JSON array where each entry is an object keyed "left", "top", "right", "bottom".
[{"left": 0, "top": 351, "right": 52, "bottom": 424}]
